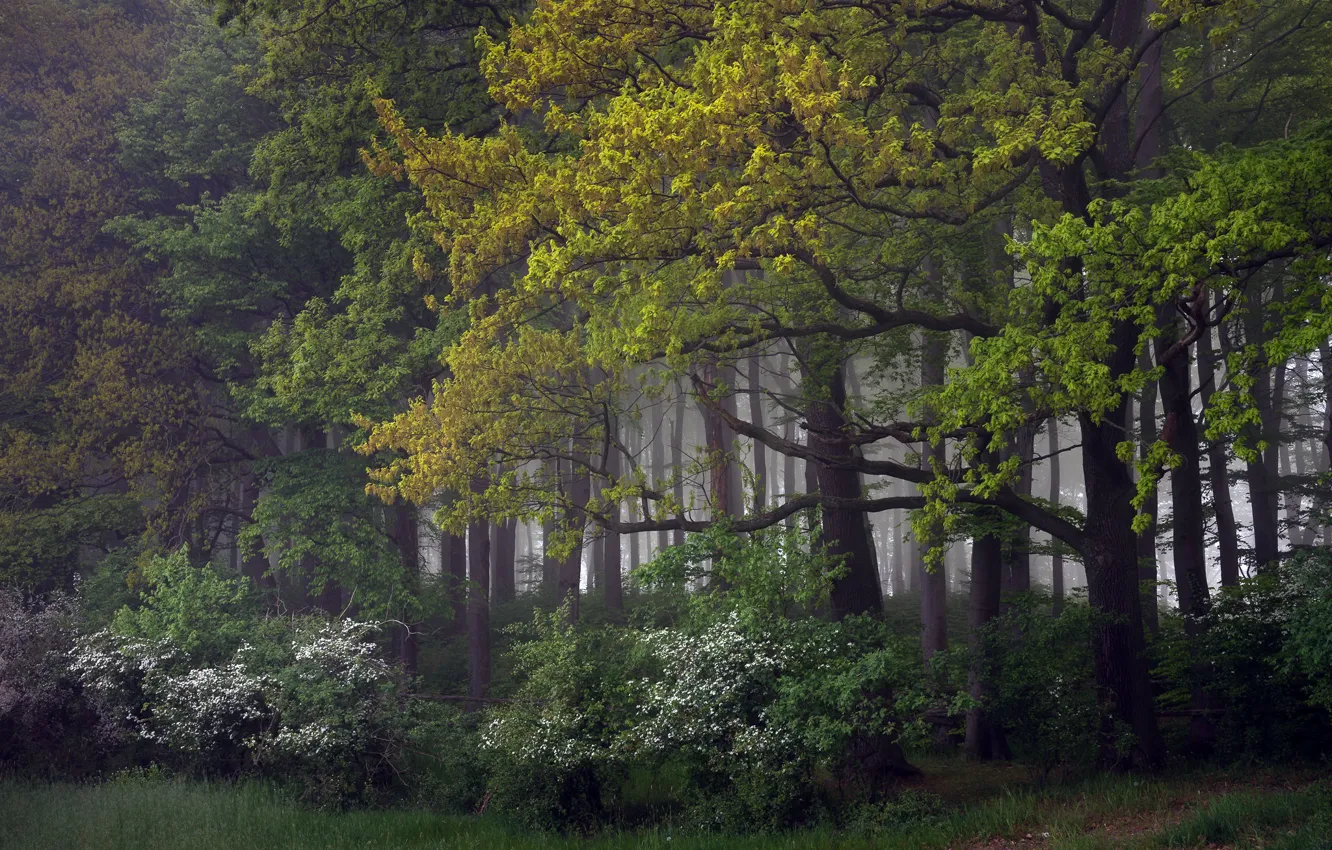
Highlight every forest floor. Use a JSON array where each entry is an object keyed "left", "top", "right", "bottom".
[{"left": 1, "top": 761, "right": 1327, "bottom": 850}]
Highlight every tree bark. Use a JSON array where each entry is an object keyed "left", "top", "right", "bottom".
[
  {"left": 467, "top": 479, "right": 491, "bottom": 704},
  {"left": 1197, "top": 315, "right": 1241, "bottom": 586},
  {"left": 965, "top": 526, "right": 1011, "bottom": 760},
  {"left": 920, "top": 332, "right": 949, "bottom": 663},
  {"left": 807, "top": 361, "right": 883, "bottom": 620},
  {"left": 492, "top": 517, "right": 517, "bottom": 604},
  {"left": 1155, "top": 315, "right": 1216, "bottom": 752},
  {"left": 1136, "top": 358, "right": 1160, "bottom": 636},
  {"left": 1048, "top": 418, "right": 1065, "bottom": 616},
  {"left": 1080, "top": 395, "right": 1166, "bottom": 769},
  {"left": 393, "top": 501, "right": 420, "bottom": 674},
  {"left": 748, "top": 352, "right": 768, "bottom": 511},
  {"left": 1243, "top": 286, "right": 1281, "bottom": 570},
  {"left": 559, "top": 448, "right": 592, "bottom": 623},
  {"left": 602, "top": 415, "right": 624, "bottom": 616},
  {"left": 671, "top": 381, "right": 687, "bottom": 547}
]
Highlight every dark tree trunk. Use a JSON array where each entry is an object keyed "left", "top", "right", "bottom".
[
  {"left": 1198, "top": 316, "right": 1241, "bottom": 586},
  {"left": 1080, "top": 398, "right": 1165, "bottom": 769},
  {"left": 920, "top": 332, "right": 949, "bottom": 663},
  {"left": 393, "top": 502, "right": 421, "bottom": 675},
  {"left": 1243, "top": 287, "right": 1282, "bottom": 570},
  {"left": 1155, "top": 318, "right": 1217, "bottom": 752},
  {"left": 559, "top": 452, "right": 592, "bottom": 623},
  {"left": 443, "top": 526, "right": 467, "bottom": 634},
  {"left": 805, "top": 361, "right": 882, "bottom": 619},
  {"left": 603, "top": 416, "right": 624, "bottom": 616},
  {"left": 671, "top": 382, "right": 687, "bottom": 547},
  {"left": 780, "top": 354, "right": 799, "bottom": 528},
  {"left": 1136, "top": 360, "right": 1160, "bottom": 636},
  {"left": 492, "top": 517, "right": 517, "bottom": 604},
  {"left": 748, "top": 353, "right": 768, "bottom": 511},
  {"left": 965, "top": 527, "right": 1011, "bottom": 760},
  {"left": 467, "top": 480, "right": 491, "bottom": 704},
  {"left": 1008, "top": 422, "right": 1034, "bottom": 594},
  {"left": 1048, "top": 418, "right": 1065, "bottom": 615},
  {"left": 698, "top": 362, "right": 744, "bottom": 520},
  {"left": 652, "top": 395, "right": 669, "bottom": 553}
]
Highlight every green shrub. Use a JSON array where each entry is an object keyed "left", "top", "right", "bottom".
[
  {"left": 1155, "top": 551, "right": 1332, "bottom": 761},
  {"left": 974, "top": 592, "right": 1105, "bottom": 775}
]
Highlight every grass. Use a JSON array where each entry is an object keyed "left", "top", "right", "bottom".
[{"left": 1, "top": 767, "right": 1327, "bottom": 850}]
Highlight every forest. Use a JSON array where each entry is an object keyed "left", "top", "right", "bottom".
[{"left": 3, "top": 0, "right": 1332, "bottom": 846}]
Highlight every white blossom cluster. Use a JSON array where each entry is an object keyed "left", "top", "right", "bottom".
[
  {"left": 632, "top": 614, "right": 794, "bottom": 768},
  {"left": 71, "top": 619, "right": 397, "bottom": 770}
]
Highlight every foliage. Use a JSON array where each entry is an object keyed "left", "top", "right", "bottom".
[
  {"left": 0, "top": 588, "right": 122, "bottom": 776},
  {"left": 483, "top": 599, "right": 941, "bottom": 831},
  {"left": 1155, "top": 549, "right": 1332, "bottom": 760},
  {"left": 974, "top": 593, "right": 1107, "bottom": 776}
]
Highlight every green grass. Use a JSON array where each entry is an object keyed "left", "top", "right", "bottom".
[{"left": 1, "top": 771, "right": 1327, "bottom": 850}]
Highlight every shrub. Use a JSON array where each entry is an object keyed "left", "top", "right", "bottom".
[
  {"left": 0, "top": 587, "right": 122, "bottom": 775},
  {"left": 974, "top": 592, "right": 1105, "bottom": 776},
  {"left": 482, "top": 601, "right": 938, "bottom": 832},
  {"left": 1155, "top": 550, "right": 1332, "bottom": 760}
]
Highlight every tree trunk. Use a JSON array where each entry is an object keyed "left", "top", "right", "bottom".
[
  {"left": 603, "top": 415, "right": 624, "bottom": 616},
  {"left": 671, "top": 382, "right": 687, "bottom": 547},
  {"left": 467, "top": 480, "right": 491, "bottom": 704},
  {"left": 1049, "top": 418, "right": 1065, "bottom": 615},
  {"left": 807, "top": 361, "right": 883, "bottom": 620},
  {"left": 965, "top": 527, "right": 1011, "bottom": 760},
  {"left": 780, "top": 354, "right": 799, "bottom": 529},
  {"left": 443, "top": 526, "right": 467, "bottom": 634},
  {"left": 492, "top": 518, "right": 517, "bottom": 604},
  {"left": 1136, "top": 359, "right": 1160, "bottom": 636},
  {"left": 1080, "top": 401, "right": 1165, "bottom": 769},
  {"left": 393, "top": 502, "right": 421, "bottom": 674},
  {"left": 1155, "top": 316, "right": 1216, "bottom": 752},
  {"left": 559, "top": 450, "right": 591, "bottom": 623},
  {"left": 748, "top": 352, "right": 768, "bottom": 511},
  {"left": 1197, "top": 315, "right": 1241, "bottom": 586},
  {"left": 920, "top": 332, "right": 949, "bottom": 663},
  {"left": 698, "top": 362, "right": 744, "bottom": 520},
  {"left": 1243, "top": 287, "right": 1281, "bottom": 570}
]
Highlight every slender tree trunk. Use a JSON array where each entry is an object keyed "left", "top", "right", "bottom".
[
  {"left": 920, "top": 332, "right": 949, "bottom": 663},
  {"left": 698, "top": 362, "right": 744, "bottom": 520},
  {"left": 393, "top": 502, "right": 421, "bottom": 674},
  {"left": 628, "top": 421, "right": 642, "bottom": 573},
  {"left": 1009, "top": 423, "right": 1034, "bottom": 594},
  {"left": 671, "top": 382, "right": 687, "bottom": 547},
  {"left": 1136, "top": 358, "right": 1160, "bottom": 636},
  {"left": 1155, "top": 317, "right": 1216, "bottom": 751},
  {"left": 1198, "top": 315, "right": 1241, "bottom": 586},
  {"left": 748, "top": 352, "right": 768, "bottom": 511},
  {"left": 780, "top": 354, "right": 798, "bottom": 529},
  {"left": 492, "top": 518, "right": 517, "bottom": 604},
  {"left": 652, "top": 395, "right": 669, "bottom": 553},
  {"left": 467, "top": 479, "right": 491, "bottom": 704},
  {"left": 443, "top": 526, "right": 467, "bottom": 634},
  {"left": 603, "top": 415, "right": 624, "bottom": 616},
  {"left": 1244, "top": 287, "right": 1282, "bottom": 570},
  {"left": 559, "top": 448, "right": 592, "bottom": 623},
  {"left": 1049, "top": 418, "right": 1065, "bottom": 616}
]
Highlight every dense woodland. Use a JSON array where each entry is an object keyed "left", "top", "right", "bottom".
[{"left": 4, "top": 0, "right": 1332, "bottom": 839}]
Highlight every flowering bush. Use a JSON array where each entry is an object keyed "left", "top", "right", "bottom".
[
  {"left": 0, "top": 587, "right": 122, "bottom": 775},
  {"left": 483, "top": 605, "right": 936, "bottom": 831},
  {"left": 73, "top": 617, "right": 419, "bottom": 805}
]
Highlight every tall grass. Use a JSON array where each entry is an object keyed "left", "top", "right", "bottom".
[{"left": 2, "top": 773, "right": 1327, "bottom": 850}]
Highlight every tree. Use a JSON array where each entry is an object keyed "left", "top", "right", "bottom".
[{"left": 365, "top": 0, "right": 1332, "bottom": 767}]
